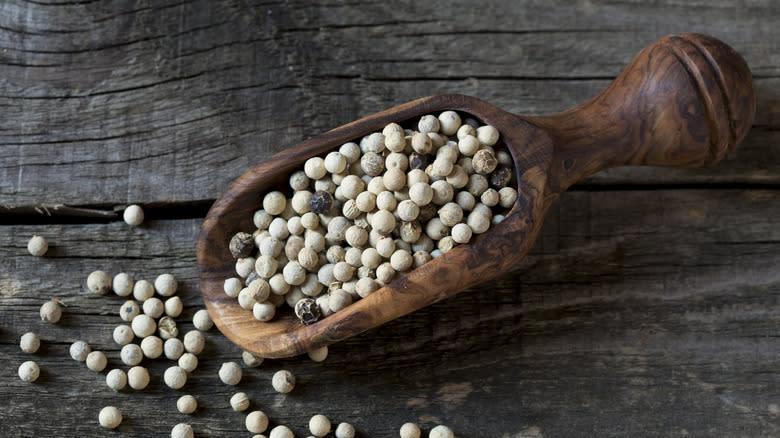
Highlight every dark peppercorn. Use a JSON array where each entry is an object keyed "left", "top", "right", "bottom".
[
  {"left": 409, "top": 152, "right": 429, "bottom": 170},
  {"left": 229, "top": 232, "right": 255, "bottom": 259},
  {"left": 294, "top": 298, "right": 321, "bottom": 325},
  {"left": 417, "top": 203, "right": 438, "bottom": 223},
  {"left": 490, "top": 166, "right": 512, "bottom": 188},
  {"left": 309, "top": 190, "right": 333, "bottom": 214}
]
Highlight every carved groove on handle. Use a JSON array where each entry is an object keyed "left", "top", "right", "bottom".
[{"left": 665, "top": 34, "right": 731, "bottom": 163}]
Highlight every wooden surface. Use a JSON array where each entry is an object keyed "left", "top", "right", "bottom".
[{"left": 1, "top": 1, "right": 778, "bottom": 437}]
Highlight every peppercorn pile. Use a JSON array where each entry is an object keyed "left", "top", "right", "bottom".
[{"left": 227, "top": 111, "right": 518, "bottom": 325}]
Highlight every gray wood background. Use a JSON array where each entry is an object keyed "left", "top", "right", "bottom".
[{"left": 1, "top": 1, "right": 778, "bottom": 437}]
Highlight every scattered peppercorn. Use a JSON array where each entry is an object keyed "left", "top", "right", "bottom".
[{"left": 27, "top": 235, "right": 48, "bottom": 256}]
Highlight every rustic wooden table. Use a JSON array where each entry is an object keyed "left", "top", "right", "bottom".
[{"left": 1, "top": 1, "right": 778, "bottom": 437}]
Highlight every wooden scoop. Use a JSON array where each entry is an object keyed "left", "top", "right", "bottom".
[{"left": 197, "top": 33, "right": 755, "bottom": 358}]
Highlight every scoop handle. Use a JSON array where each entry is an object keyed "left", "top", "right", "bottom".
[{"left": 528, "top": 33, "right": 756, "bottom": 193}]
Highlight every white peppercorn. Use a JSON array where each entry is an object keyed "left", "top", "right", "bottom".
[
  {"left": 332, "top": 261, "right": 354, "bottom": 282},
  {"left": 183, "top": 330, "right": 205, "bottom": 355},
  {"left": 183, "top": 310, "right": 211, "bottom": 334},
  {"left": 376, "top": 262, "right": 396, "bottom": 284},
  {"left": 287, "top": 216, "right": 304, "bottom": 235},
  {"left": 111, "top": 272, "right": 134, "bottom": 297},
  {"left": 27, "top": 234, "right": 48, "bottom": 256},
  {"left": 242, "top": 350, "right": 264, "bottom": 367},
  {"left": 429, "top": 425, "right": 455, "bottom": 438},
  {"left": 308, "top": 345, "right": 328, "bottom": 362},
  {"left": 411, "top": 131, "right": 432, "bottom": 154},
  {"left": 456, "top": 191, "right": 476, "bottom": 211},
  {"left": 40, "top": 299, "right": 62, "bottom": 323},
  {"left": 400, "top": 423, "right": 421, "bottom": 438},
  {"left": 328, "top": 289, "right": 353, "bottom": 312},
  {"left": 121, "top": 343, "right": 143, "bottom": 366},
  {"left": 289, "top": 170, "right": 310, "bottom": 191},
  {"left": 179, "top": 353, "right": 199, "bottom": 372},
  {"left": 438, "top": 236, "right": 456, "bottom": 253},
  {"left": 409, "top": 182, "right": 433, "bottom": 206},
  {"left": 458, "top": 134, "right": 480, "bottom": 156},
  {"left": 308, "top": 414, "right": 331, "bottom": 437},
  {"left": 252, "top": 302, "right": 275, "bottom": 321},
  {"left": 99, "top": 406, "right": 122, "bottom": 429},
  {"left": 177, "top": 395, "right": 198, "bottom": 414},
  {"left": 235, "top": 257, "right": 256, "bottom": 278},
  {"left": 123, "top": 204, "right": 144, "bottom": 226},
  {"left": 253, "top": 210, "right": 273, "bottom": 230},
  {"left": 305, "top": 229, "right": 326, "bottom": 252},
  {"left": 230, "top": 392, "right": 250, "bottom": 411},
  {"left": 390, "top": 249, "right": 413, "bottom": 271},
  {"left": 466, "top": 173, "right": 489, "bottom": 197},
  {"left": 498, "top": 186, "right": 518, "bottom": 208},
  {"left": 446, "top": 165, "right": 469, "bottom": 188},
  {"left": 18, "top": 360, "right": 39, "bottom": 382},
  {"left": 493, "top": 214, "right": 505, "bottom": 224},
  {"left": 369, "top": 209, "right": 394, "bottom": 235},
  {"left": 457, "top": 123, "right": 476, "bottom": 140},
  {"left": 153, "top": 273, "right": 177, "bottom": 297},
  {"left": 20, "top": 332, "right": 40, "bottom": 354},
  {"left": 335, "top": 422, "right": 355, "bottom": 438},
  {"left": 425, "top": 218, "right": 450, "bottom": 241},
  {"left": 410, "top": 250, "right": 431, "bottom": 267},
  {"left": 70, "top": 340, "right": 91, "bottom": 362},
  {"left": 268, "top": 217, "right": 290, "bottom": 240},
  {"left": 141, "top": 335, "right": 164, "bottom": 359},
  {"left": 218, "top": 361, "right": 242, "bottom": 386},
  {"left": 451, "top": 223, "right": 473, "bottom": 244},
  {"left": 269, "top": 425, "right": 294, "bottom": 438},
  {"left": 430, "top": 180, "right": 454, "bottom": 205},
  {"left": 165, "top": 338, "right": 185, "bottom": 360},
  {"left": 481, "top": 187, "right": 499, "bottom": 206},
  {"left": 132, "top": 314, "right": 156, "bottom": 338},
  {"left": 162, "top": 296, "right": 183, "bottom": 318},
  {"left": 255, "top": 255, "right": 278, "bottom": 278},
  {"left": 438, "top": 202, "right": 464, "bottom": 227},
  {"left": 261, "top": 191, "right": 287, "bottom": 216},
  {"left": 467, "top": 210, "right": 491, "bottom": 234},
  {"left": 133, "top": 279, "right": 155, "bottom": 301},
  {"left": 360, "top": 151, "right": 385, "bottom": 177},
  {"left": 127, "top": 366, "right": 150, "bottom": 390},
  {"left": 86, "top": 351, "right": 107, "bottom": 372},
  {"left": 300, "top": 273, "right": 324, "bottom": 297},
  {"left": 269, "top": 273, "right": 291, "bottom": 296},
  {"left": 164, "top": 365, "right": 188, "bottom": 389},
  {"left": 171, "top": 423, "right": 194, "bottom": 438},
  {"left": 340, "top": 141, "right": 361, "bottom": 163},
  {"left": 87, "top": 270, "right": 112, "bottom": 295},
  {"left": 106, "top": 369, "right": 127, "bottom": 391},
  {"left": 272, "top": 370, "right": 295, "bottom": 393},
  {"left": 355, "top": 277, "right": 379, "bottom": 298},
  {"left": 119, "top": 300, "right": 140, "bottom": 322},
  {"left": 246, "top": 411, "right": 269, "bottom": 434},
  {"left": 476, "top": 124, "right": 499, "bottom": 146},
  {"left": 143, "top": 297, "right": 164, "bottom": 318}
]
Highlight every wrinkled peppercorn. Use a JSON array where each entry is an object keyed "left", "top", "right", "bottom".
[
  {"left": 229, "top": 232, "right": 255, "bottom": 259},
  {"left": 294, "top": 298, "right": 321, "bottom": 325},
  {"left": 309, "top": 191, "right": 333, "bottom": 214},
  {"left": 409, "top": 152, "right": 429, "bottom": 170},
  {"left": 490, "top": 166, "right": 512, "bottom": 188}
]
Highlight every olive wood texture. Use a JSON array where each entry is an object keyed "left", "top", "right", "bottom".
[{"left": 198, "top": 33, "right": 755, "bottom": 358}]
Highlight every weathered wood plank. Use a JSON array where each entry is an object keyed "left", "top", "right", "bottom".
[
  {"left": 0, "top": 0, "right": 777, "bottom": 206},
  {"left": 2, "top": 188, "right": 778, "bottom": 437}
]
